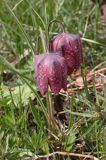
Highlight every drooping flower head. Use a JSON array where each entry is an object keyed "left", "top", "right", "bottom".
[
  {"left": 50, "top": 32, "right": 83, "bottom": 75},
  {"left": 34, "top": 52, "right": 67, "bottom": 96}
]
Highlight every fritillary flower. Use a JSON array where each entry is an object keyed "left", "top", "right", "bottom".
[
  {"left": 50, "top": 32, "right": 83, "bottom": 74},
  {"left": 34, "top": 52, "right": 67, "bottom": 96}
]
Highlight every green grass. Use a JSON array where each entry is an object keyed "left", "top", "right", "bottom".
[{"left": 0, "top": 0, "right": 106, "bottom": 159}]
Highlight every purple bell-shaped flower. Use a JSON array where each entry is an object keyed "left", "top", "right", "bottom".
[
  {"left": 50, "top": 32, "right": 83, "bottom": 75},
  {"left": 34, "top": 52, "right": 67, "bottom": 96}
]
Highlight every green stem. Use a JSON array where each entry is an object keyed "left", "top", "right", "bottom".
[
  {"left": 104, "top": 125, "right": 106, "bottom": 159},
  {"left": 69, "top": 94, "right": 74, "bottom": 129},
  {"left": 46, "top": 90, "right": 56, "bottom": 131}
]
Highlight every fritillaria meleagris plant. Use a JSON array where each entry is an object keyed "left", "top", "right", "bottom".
[
  {"left": 34, "top": 51, "right": 67, "bottom": 130},
  {"left": 34, "top": 19, "right": 83, "bottom": 131}
]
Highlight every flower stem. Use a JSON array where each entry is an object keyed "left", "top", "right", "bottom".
[
  {"left": 46, "top": 90, "right": 56, "bottom": 131},
  {"left": 48, "top": 19, "right": 65, "bottom": 38}
]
